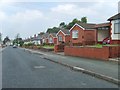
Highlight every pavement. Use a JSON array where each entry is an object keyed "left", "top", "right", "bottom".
[
  {"left": 56, "top": 52, "right": 120, "bottom": 62},
  {"left": 2, "top": 46, "right": 118, "bottom": 88},
  {"left": 21, "top": 47, "right": 119, "bottom": 85},
  {"left": 0, "top": 47, "right": 6, "bottom": 52}
]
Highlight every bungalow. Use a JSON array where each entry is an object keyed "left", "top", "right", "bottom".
[
  {"left": 24, "top": 38, "right": 31, "bottom": 45},
  {"left": 56, "top": 29, "right": 70, "bottom": 45},
  {"left": 33, "top": 34, "right": 42, "bottom": 45},
  {"left": 48, "top": 33, "right": 57, "bottom": 45},
  {"left": 41, "top": 33, "right": 49, "bottom": 45},
  {"left": 95, "top": 22, "right": 110, "bottom": 44},
  {"left": 32, "top": 34, "right": 38, "bottom": 45},
  {"left": 108, "top": 13, "right": 120, "bottom": 44},
  {"left": 69, "top": 23, "right": 96, "bottom": 46}
]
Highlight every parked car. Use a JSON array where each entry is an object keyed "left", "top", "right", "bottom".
[
  {"left": 13, "top": 45, "right": 17, "bottom": 48},
  {"left": 102, "top": 37, "right": 110, "bottom": 44}
]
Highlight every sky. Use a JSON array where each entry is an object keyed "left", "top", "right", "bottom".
[{"left": 0, "top": 0, "right": 119, "bottom": 40}]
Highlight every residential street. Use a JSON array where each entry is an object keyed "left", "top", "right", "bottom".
[
  {"left": 23, "top": 48, "right": 119, "bottom": 79},
  {"left": 2, "top": 46, "right": 118, "bottom": 88}
]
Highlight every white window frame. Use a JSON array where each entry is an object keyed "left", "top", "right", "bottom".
[
  {"left": 49, "top": 37, "right": 53, "bottom": 43},
  {"left": 72, "top": 30, "right": 79, "bottom": 38},
  {"left": 114, "top": 22, "right": 120, "bottom": 34},
  {"left": 58, "top": 35, "right": 62, "bottom": 42}
]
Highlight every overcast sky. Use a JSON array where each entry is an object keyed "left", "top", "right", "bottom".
[{"left": 0, "top": 0, "right": 119, "bottom": 39}]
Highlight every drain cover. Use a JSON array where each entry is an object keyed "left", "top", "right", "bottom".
[{"left": 34, "top": 66, "right": 45, "bottom": 69}]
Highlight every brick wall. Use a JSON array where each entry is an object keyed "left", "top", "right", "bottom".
[
  {"left": 70, "top": 25, "right": 96, "bottom": 45},
  {"left": 109, "top": 46, "right": 120, "bottom": 58},
  {"left": 70, "top": 25, "right": 84, "bottom": 44},
  {"left": 54, "top": 38, "right": 57, "bottom": 45},
  {"left": 65, "top": 35, "right": 70, "bottom": 45},
  {"left": 57, "top": 31, "right": 70, "bottom": 45},
  {"left": 110, "top": 40, "right": 120, "bottom": 44},
  {"left": 84, "top": 30, "right": 97, "bottom": 45},
  {"left": 65, "top": 46, "right": 120, "bottom": 60},
  {"left": 54, "top": 45, "right": 64, "bottom": 52}
]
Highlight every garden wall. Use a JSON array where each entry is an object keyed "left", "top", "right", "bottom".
[
  {"left": 64, "top": 46, "right": 120, "bottom": 60},
  {"left": 54, "top": 45, "right": 64, "bottom": 52}
]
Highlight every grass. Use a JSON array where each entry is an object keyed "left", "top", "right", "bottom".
[
  {"left": 103, "top": 44, "right": 120, "bottom": 46},
  {"left": 88, "top": 44, "right": 103, "bottom": 48},
  {"left": 94, "top": 44, "right": 103, "bottom": 48},
  {"left": 43, "top": 45, "right": 54, "bottom": 49},
  {"left": 87, "top": 44, "right": 120, "bottom": 48}
]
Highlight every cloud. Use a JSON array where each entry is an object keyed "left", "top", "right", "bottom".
[
  {"left": 10, "top": 10, "right": 44, "bottom": 23},
  {"left": 51, "top": 3, "right": 98, "bottom": 17},
  {"left": 0, "top": 11, "right": 6, "bottom": 21},
  {"left": 1, "top": 1, "right": 119, "bottom": 39},
  {"left": 50, "top": 2, "right": 118, "bottom": 23},
  {"left": 1, "top": 9, "right": 45, "bottom": 39},
  {"left": 51, "top": 4, "right": 77, "bottom": 15}
]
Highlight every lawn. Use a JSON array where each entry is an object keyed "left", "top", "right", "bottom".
[
  {"left": 87, "top": 44, "right": 120, "bottom": 48},
  {"left": 43, "top": 45, "right": 54, "bottom": 49}
]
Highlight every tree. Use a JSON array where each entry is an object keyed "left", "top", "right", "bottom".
[
  {"left": 81, "top": 17, "right": 87, "bottom": 23},
  {"left": 46, "top": 27, "right": 60, "bottom": 33},
  {"left": 59, "top": 22, "right": 66, "bottom": 28},
  {"left": 16, "top": 33, "right": 20, "bottom": 39},
  {"left": 13, "top": 33, "right": 24, "bottom": 46},
  {"left": 3, "top": 36, "right": 10, "bottom": 44},
  {"left": 66, "top": 18, "right": 81, "bottom": 29},
  {"left": 46, "top": 28, "right": 53, "bottom": 33}
]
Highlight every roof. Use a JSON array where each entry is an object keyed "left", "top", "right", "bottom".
[
  {"left": 42, "top": 33, "right": 49, "bottom": 38},
  {"left": 95, "top": 22, "right": 110, "bottom": 28},
  {"left": 56, "top": 29, "right": 70, "bottom": 36},
  {"left": 34, "top": 34, "right": 42, "bottom": 40},
  {"left": 60, "top": 29, "right": 70, "bottom": 34},
  {"left": 50, "top": 33, "right": 57, "bottom": 37},
  {"left": 77, "top": 23, "right": 96, "bottom": 29},
  {"left": 108, "top": 13, "right": 120, "bottom": 21}
]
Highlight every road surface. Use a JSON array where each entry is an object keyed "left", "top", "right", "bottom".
[{"left": 2, "top": 46, "right": 118, "bottom": 88}]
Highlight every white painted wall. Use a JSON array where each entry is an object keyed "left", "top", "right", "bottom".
[{"left": 111, "top": 20, "right": 120, "bottom": 40}]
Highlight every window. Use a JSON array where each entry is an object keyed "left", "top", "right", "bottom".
[
  {"left": 72, "top": 30, "right": 78, "bottom": 38},
  {"left": 114, "top": 22, "right": 120, "bottom": 34},
  {"left": 58, "top": 35, "right": 62, "bottom": 41},
  {"left": 49, "top": 37, "right": 53, "bottom": 43},
  {"left": 42, "top": 39, "right": 45, "bottom": 43}
]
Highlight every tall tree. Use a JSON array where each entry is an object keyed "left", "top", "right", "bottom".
[
  {"left": 66, "top": 18, "right": 81, "bottom": 29},
  {"left": 46, "top": 27, "right": 60, "bottom": 33},
  {"left": 3, "top": 36, "right": 10, "bottom": 44},
  {"left": 13, "top": 33, "right": 24, "bottom": 46},
  {"left": 59, "top": 22, "right": 66, "bottom": 28},
  {"left": 81, "top": 17, "right": 87, "bottom": 23}
]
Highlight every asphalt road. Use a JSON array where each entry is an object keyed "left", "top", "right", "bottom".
[{"left": 2, "top": 46, "right": 118, "bottom": 88}]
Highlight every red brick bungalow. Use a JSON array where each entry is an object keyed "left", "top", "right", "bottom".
[
  {"left": 56, "top": 29, "right": 70, "bottom": 45},
  {"left": 69, "top": 23, "right": 97, "bottom": 46},
  {"left": 48, "top": 33, "right": 57, "bottom": 45},
  {"left": 108, "top": 13, "right": 120, "bottom": 44},
  {"left": 95, "top": 22, "right": 111, "bottom": 44},
  {"left": 41, "top": 33, "right": 49, "bottom": 44}
]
